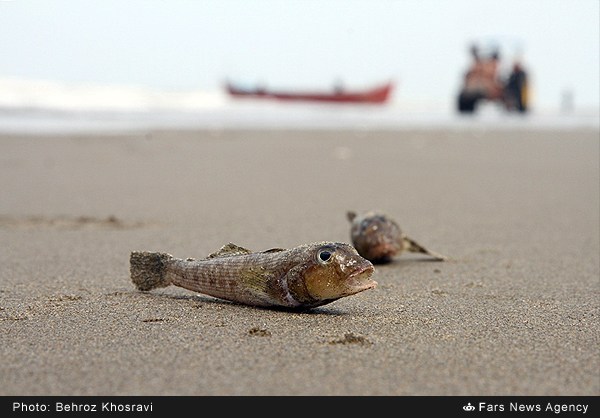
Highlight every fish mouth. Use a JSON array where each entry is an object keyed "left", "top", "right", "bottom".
[
  {"left": 346, "top": 264, "right": 377, "bottom": 293},
  {"left": 371, "top": 242, "right": 398, "bottom": 256},
  {"left": 363, "top": 242, "right": 398, "bottom": 263}
]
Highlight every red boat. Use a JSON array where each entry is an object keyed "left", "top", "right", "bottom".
[{"left": 225, "top": 80, "right": 394, "bottom": 104}]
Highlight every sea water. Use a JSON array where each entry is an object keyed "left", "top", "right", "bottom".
[{"left": 0, "top": 79, "right": 598, "bottom": 134}]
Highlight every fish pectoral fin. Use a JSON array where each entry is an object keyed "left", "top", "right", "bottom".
[
  {"left": 240, "top": 267, "right": 275, "bottom": 297},
  {"left": 261, "top": 248, "right": 286, "bottom": 253},
  {"left": 207, "top": 242, "right": 253, "bottom": 258}
]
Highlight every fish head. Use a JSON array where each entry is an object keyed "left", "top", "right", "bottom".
[
  {"left": 349, "top": 211, "right": 404, "bottom": 263},
  {"left": 298, "top": 242, "right": 377, "bottom": 301}
]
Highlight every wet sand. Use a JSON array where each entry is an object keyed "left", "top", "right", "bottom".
[{"left": 0, "top": 127, "right": 598, "bottom": 396}]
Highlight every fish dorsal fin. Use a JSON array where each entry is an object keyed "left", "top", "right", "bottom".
[
  {"left": 347, "top": 211, "right": 357, "bottom": 222},
  {"left": 207, "top": 243, "right": 253, "bottom": 259},
  {"left": 261, "top": 248, "right": 286, "bottom": 254}
]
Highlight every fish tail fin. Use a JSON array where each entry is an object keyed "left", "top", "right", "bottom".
[{"left": 130, "top": 251, "right": 173, "bottom": 291}]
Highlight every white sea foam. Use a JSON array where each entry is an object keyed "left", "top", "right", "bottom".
[
  {"left": 0, "top": 78, "right": 598, "bottom": 134},
  {"left": 0, "top": 78, "right": 227, "bottom": 112}
]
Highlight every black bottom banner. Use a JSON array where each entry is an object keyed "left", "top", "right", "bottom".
[{"left": 2, "top": 396, "right": 598, "bottom": 416}]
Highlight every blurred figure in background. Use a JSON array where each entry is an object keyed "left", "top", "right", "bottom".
[
  {"left": 457, "top": 43, "right": 529, "bottom": 114},
  {"left": 503, "top": 60, "right": 528, "bottom": 112}
]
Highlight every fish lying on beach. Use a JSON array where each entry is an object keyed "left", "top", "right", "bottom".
[
  {"left": 347, "top": 210, "right": 448, "bottom": 264},
  {"left": 130, "top": 242, "right": 376, "bottom": 309}
]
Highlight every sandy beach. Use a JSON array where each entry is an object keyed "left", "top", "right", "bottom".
[{"left": 1, "top": 126, "right": 598, "bottom": 396}]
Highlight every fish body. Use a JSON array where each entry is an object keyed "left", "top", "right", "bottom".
[
  {"left": 130, "top": 242, "right": 376, "bottom": 309},
  {"left": 347, "top": 210, "right": 447, "bottom": 264}
]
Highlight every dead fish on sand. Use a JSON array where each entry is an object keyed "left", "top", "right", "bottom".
[
  {"left": 130, "top": 242, "right": 376, "bottom": 310},
  {"left": 347, "top": 210, "right": 448, "bottom": 264}
]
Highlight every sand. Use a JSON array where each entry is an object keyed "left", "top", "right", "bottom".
[{"left": 0, "top": 127, "right": 598, "bottom": 396}]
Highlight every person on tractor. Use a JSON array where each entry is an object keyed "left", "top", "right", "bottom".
[{"left": 457, "top": 44, "right": 528, "bottom": 113}]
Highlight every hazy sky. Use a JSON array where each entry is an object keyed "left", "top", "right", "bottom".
[{"left": 1, "top": 0, "right": 598, "bottom": 110}]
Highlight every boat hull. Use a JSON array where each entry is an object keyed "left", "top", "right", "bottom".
[{"left": 226, "top": 81, "right": 394, "bottom": 104}]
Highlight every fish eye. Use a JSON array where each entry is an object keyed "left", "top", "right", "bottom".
[{"left": 317, "top": 248, "right": 334, "bottom": 264}]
